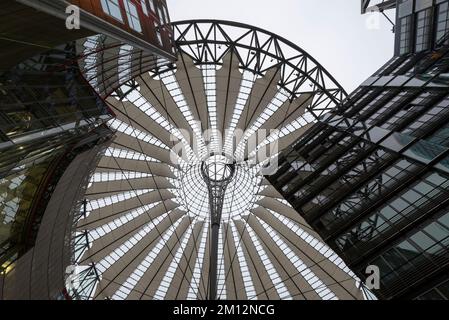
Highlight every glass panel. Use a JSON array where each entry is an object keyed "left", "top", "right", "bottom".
[
  {"left": 423, "top": 222, "right": 449, "bottom": 242},
  {"left": 397, "top": 240, "right": 420, "bottom": 259},
  {"left": 438, "top": 212, "right": 449, "bottom": 229},
  {"left": 403, "top": 140, "right": 448, "bottom": 164},
  {"left": 437, "top": 280, "right": 449, "bottom": 299},
  {"left": 383, "top": 248, "right": 408, "bottom": 270},
  {"left": 409, "top": 231, "right": 436, "bottom": 251},
  {"left": 140, "top": 0, "right": 148, "bottom": 16},
  {"left": 100, "top": 0, "right": 124, "bottom": 22},
  {"left": 124, "top": 0, "right": 142, "bottom": 32},
  {"left": 148, "top": 0, "right": 155, "bottom": 12},
  {"left": 415, "top": 9, "right": 432, "bottom": 52},
  {"left": 436, "top": 2, "right": 449, "bottom": 44},
  {"left": 399, "top": 16, "right": 413, "bottom": 55},
  {"left": 0, "top": 150, "right": 62, "bottom": 269},
  {"left": 380, "top": 132, "right": 415, "bottom": 152}
]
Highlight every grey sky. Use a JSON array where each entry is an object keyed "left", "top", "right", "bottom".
[{"left": 166, "top": 0, "right": 395, "bottom": 93}]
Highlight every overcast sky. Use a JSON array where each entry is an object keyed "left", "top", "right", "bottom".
[{"left": 166, "top": 0, "right": 396, "bottom": 93}]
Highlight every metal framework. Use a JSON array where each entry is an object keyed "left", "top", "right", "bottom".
[
  {"left": 201, "top": 156, "right": 236, "bottom": 300},
  {"left": 171, "top": 20, "right": 347, "bottom": 114},
  {"left": 67, "top": 20, "right": 366, "bottom": 301},
  {"left": 361, "top": 0, "right": 396, "bottom": 14}
]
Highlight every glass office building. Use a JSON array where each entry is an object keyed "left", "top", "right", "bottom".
[{"left": 269, "top": 0, "right": 449, "bottom": 300}]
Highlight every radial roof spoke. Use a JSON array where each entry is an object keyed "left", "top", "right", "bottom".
[
  {"left": 87, "top": 201, "right": 164, "bottom": 242},
  {"left": 163, "top": 221, "right": 205, "bottom": 300},
  {"left": 160, "top": 67, "right": 208, "bottom": 158},
  {"left": 223, "top": 69, "right": 256, "bottom": 156},
  {"left": 233, "top": 220, "right": 286, "bottom": 299},
  {"left": 119, "top": 81, "right": 196, "bottom": 161},
  {"left": 97, "top": 157, "right": 177, "bottom": 178},
  {"left": 186, "top": 223, "right": 210, "bottom": 300},
  {"left": 110, "top": 141, "right": 173, "bottom": 166},
  {"left": 252, "top": 208, "right": 362, "bottom": 299},
  {"left": 102, "top": 211, "right": 186, "bottom": 299},
  {"left": 86, "top": 177, "right": 174, "bottom": 202},
  {"left": 235, "top": 89, "right": 289, "bottom": 159},
  {"left": 104, "top": 147, "right": 160, "bottom": 162},
  {"left": 70, "top": 20, "right": 365, "bottom": 301},
  {"left": 267, "top": 209, "right": 358, "bottom": 280},
  {"left": 228, "top": 221, "right": 257, "bottom": 299},
  {"left": 118, "top": 216, "right": 190, "bottom": 300},
  {"left": 110, "top": 100, "right": 176, "bottom": 150},
  {"left": 84, "top": 189, "right": 153, "bottom": 211},
  {"left": 152, "top": 221, "right": 197, "bottom": 300},
  {"left": 250, "top": 216, "right": 337, "bottom": 300},
  {"left": 83, "top": 208, "right": 183, "bottom": 269},
  {"left": 108, "top": 119, "right": 170, "bottom": 150},
  {"left": 137, "top": 73, "right": 196, "bottom": 149},
  {"left": 82, "top": 199, "right": 177, "bottom": 232},
  {"left": 200, "top": 64, "right": 220, "bottom": 154},
  {"left": 89, "top": 170, "right": 152, "bottom": 183},
  {"left": 79, "top": 189, "right": 176, "bottom": 227}
]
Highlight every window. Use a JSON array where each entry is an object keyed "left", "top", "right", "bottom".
[
  {"left": 100, "top": 0, "right": 123, "bottom": 22},
  {"left": 409, "top": 231, "right": 438, "bottom": 252},
  {"left": 436, "top": 2, "right": 449, "bottom": 45},
  {"left": 427, "top": 123, "right": 449, "bottom": 147},
  {"left": 423, "top": 222, "right": 449, "bottom": 243},
  {"left": 154, "top": 22, "right": 162, "bottom": 45},
  {"left": 148, "top": 0, "right": 155, "bottom": 12},
  {"left": 437, "top": 280, "right": 449, "bottom": 299},
  {"left": 140, "top": 0, "right": 148, "bottom": 16},
  {"left": 415, "top": 9, "right": 432, "bottom": 52},
  {"left": 399, "top": 16, "right": 412, "bottom": 55},
  {"left": 124, "top": 0, "right": 142, "bottom": 32},
  {"left": 163, "top": 5, "right": 170, "bottom": 24},
  {"left": 158, "top": 7, "right": 166, "bottom": 24}
]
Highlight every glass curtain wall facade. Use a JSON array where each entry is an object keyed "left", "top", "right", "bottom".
[
  {"left": 268, "top": 0, "right": 449, "bottom": 300},
  {"left": 0, "top": 42, "right": 113, "bottom": 276},
  {"left": 0, "top": 0, "right": 176, "bottom": 283},
  {"left": 396, "top": 0, "right": 449, "bottom": 55}
]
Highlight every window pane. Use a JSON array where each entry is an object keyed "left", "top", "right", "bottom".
[
  {"left": 424, "top": 222, "right": 449, "bottom": 242},
  {"left": 415, "top": 9, "right": 431, "bottom": 52},
  {"left": 101, "top": 0, "right": 124, "bottom": 22},
  {"left": 124, "top": 0, "right": 142, "bottom": 32},
  {"left": 409, "top": 231, "right": 435, "bottom": 251},
  {"left": 436, "top": 2, "right": 449, "bottom": 45},
  {"left": 437, "top": 280, "right": 449, "bottom": 299}
]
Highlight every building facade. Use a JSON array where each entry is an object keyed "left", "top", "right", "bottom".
[
  {"left": 16, "top": 0, "right": 175, "bottom": 59},
  {"left": 268, "top": 0, "right": 449, "bottom": 300},
  {"left": 0, "top": 41, "right": 115, "bottom": 298},
  {"left": 0, "top": 0, "right": 176, "bottom": 299}
]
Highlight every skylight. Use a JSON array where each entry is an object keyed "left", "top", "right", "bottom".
[{"left": 70, "top": 21, "right": 362, "bottom": 301}]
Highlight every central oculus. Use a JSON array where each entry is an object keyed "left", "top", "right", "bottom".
[{"left": 202, "top": 154, "right": 235, "bottom": 182}]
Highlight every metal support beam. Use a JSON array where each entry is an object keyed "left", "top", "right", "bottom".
[
  {"left": 201, "top": 158, "right": 235, "bottom": 300},
  {"left": 361, "top": 0, "right": 397, "bottom": 14}
]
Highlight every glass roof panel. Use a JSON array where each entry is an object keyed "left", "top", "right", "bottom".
[{"left": 69, "top": 20, "right": 364, "bottom": 301}]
